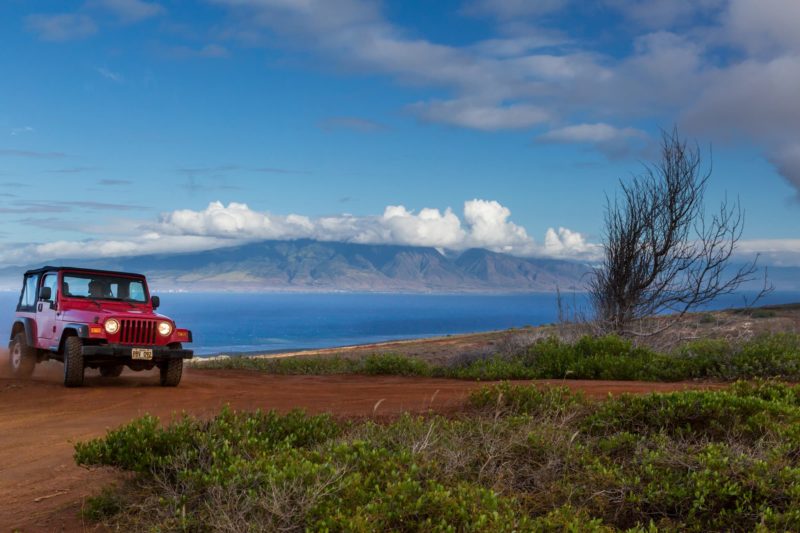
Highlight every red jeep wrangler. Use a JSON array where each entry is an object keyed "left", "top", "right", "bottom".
[{"left": 7, "top": 266, "right": 193, "bottom": 387}]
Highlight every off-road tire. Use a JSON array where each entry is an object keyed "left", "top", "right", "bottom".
[
  {"left": 160, "top": 358, "right": 183, "bottom": 387},
  {"left": 63, "top": 336, "right": 85, "bottom": 387},
  {"left": 99, "top": 365, "right": 124, "bottom": 378},
  {"left": 8, "top": 332, "right": 36, "bottom": 378}
]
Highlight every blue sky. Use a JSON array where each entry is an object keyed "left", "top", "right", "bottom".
[{"left": 1, "top": 0, "right": 799, "bottom": 266}]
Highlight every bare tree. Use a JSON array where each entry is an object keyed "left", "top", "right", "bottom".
[{"left": 589, "top": 128, "right": 768, "bottom": 335}]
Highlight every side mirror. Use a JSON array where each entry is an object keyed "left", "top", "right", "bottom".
[
  {"left": 151, "top": 295, "right": 160, "bottom": 309},
  {"left": 39, "top": 286, "right": 52, "bottom": 301}
]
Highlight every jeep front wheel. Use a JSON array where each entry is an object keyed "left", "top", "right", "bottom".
[
  {"left": 8, "top": 332, "right": 36, "bottom": 378},
  {"left": 99, "top": 365, "right": 124, "bottom": 378},
  {"left": 159, "top": 359, "right": 182, "bottom": 387},
  {"left": 63, "top": 336, "right": 85, "bottom": 387}
]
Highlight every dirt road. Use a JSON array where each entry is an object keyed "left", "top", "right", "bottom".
[{"left": 0, "top": 354, "right": 713, "bottom": 532}]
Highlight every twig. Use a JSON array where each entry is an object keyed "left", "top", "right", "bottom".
[{"left": 34, "top": 489, "right": 69, "bottom": 503}]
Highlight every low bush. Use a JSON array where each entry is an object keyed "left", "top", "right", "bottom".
[
  {"left": 77, "top": 381, "right": 800, "bottom": 531},
  {"left": 361, "top": 353, "right": 433, "bottom": 377},
  {"left": 468, "top": 381, "right": 585, "bottom": 415}
]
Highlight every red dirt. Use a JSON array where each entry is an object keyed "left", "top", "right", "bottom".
[{"left": 0, "top": 351, "right": 716, "bottom": 532}]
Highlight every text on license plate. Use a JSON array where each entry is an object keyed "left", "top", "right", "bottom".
[{"left": 131, "top": 348, "right": 153, "bottom": 360}]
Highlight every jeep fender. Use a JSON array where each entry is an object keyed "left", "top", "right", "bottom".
[
  {"left": 10, "top": 318, "right": 35, "bottom": 346},
  {"left": 58, "top": 324, "right": 90, "bottom": 353}
]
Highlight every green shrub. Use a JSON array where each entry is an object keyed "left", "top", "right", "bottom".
[
  {"left": 468, "top": 382, "right": 585, "bottom": 415},
  {"left": 449, "top": 357, "right": 534, "bottom": 380},
  {"left": 75, "top": 407, "right": 341, "bottom": 473},
  {"left": 77, "top": 383, "right": 800, "bottom": 532},
  {"left": 361, "top": 353, "right": 433, "bottom": 376},
  {"left": 582, "top": 389, "right": 800, "bottom": 441},
  {"left": 81, "top": 486, "right": 124, "bottom": 521},
  {"left": 729, "top": 379, "right": 800, "bottom": 405}
]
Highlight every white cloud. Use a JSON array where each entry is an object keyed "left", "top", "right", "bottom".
[
  {"left": 538, "top": 123, "right": 649, "bottom": 158},
  {"left": 25, "top": 14, "right": 97, "bottom": 41},
  {"left": 539, "top": 123, "right": 645, "bottom": 144},
  {"left": 723, "top": 0, "right": 800, "bottom": 55},
  {"left": 10, "top": 126, "right": 34, "bottom": 136},
  {"left": 736, "top": 238, "right": 800, "bottom": 267},
  {"left": 96, "top": 67, "right": 123, "bottom": 82},
  {"left": 544, "top": 227, "right": 601, "bottom": 259},
  {"left": 410, "top": 100, "right": 550, "bottom": 130},
  {"left": 463, "top": 199, "right": 532, "bottom": 252},
  {"left": 0, "top": 200, "right": 600, "bottom": 266}
]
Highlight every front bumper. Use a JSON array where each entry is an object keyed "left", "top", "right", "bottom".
[{"left": 82, "top": 344, "right": 193, "bottom": 360}]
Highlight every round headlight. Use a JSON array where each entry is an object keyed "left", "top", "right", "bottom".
[
  {"left": 158, "top": 321, "right": 173, "bottom": 337},
  {"left": 104, "top": 318, "right": 120, "bottom": 334}
]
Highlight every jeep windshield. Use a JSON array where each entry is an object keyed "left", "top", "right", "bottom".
[{"left": 61, "top": 273, "right": 148, "bottom": 303}]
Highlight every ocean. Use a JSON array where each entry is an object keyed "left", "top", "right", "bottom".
[{"left": 1, "top": 291, "right": 798, "bottom": 356}]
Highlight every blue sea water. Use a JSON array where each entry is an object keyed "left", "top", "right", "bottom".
[{"left": 1, "top": 291, "right": 798, "bottom": 356}]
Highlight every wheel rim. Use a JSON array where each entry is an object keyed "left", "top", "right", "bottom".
[{"left": 11, "top": 343, "right": 21, "bottom": 370}]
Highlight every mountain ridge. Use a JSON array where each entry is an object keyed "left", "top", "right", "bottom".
[{"left": 0, "top": 239, "right": 590, "bottom": 293}]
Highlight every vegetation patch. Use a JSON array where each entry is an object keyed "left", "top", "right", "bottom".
[
  {"left": 77, "top": 380, "right": 800, "bottom": 531},
  {"left": 196, "top": 333, "right": 800, "bottom": 383}
]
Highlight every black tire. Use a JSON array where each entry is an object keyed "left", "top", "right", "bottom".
[
  {"left": 99, "top": 365, "right": 124, "bottom": 378},
  {"left": 160, "top": 358, "right": 183, "bottom": 387},
  {"left": 8, "top": 332, "right": 36, "bottom": 378},
  {"left": 63, "top": 336, "right": 85, "bottom": 387}
]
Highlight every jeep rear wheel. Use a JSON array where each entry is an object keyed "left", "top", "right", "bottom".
[
  {"left": 8, "top": 332, "right": 36, "bottom": 378},
  {"left": 99, "top": 364, "right": 124, "bottom": 378},
  {"left": 160, "top": 359, "right": 182, "bottom": 387},
  {"left": 63, "top": 336, "right": 85, "bottom": 387}
]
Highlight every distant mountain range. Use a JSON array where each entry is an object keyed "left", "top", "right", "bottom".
[
  {"left": 0, "top": 240, "right": 590, "bottom": 293},
  {"left": 0, "top": 239, "right": 796, "bottom": 293}
]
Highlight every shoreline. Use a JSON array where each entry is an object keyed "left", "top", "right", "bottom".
[{"left": 191, "top": 329, "right": 512, "bottom": 363}]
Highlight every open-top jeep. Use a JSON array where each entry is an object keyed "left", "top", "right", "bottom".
[{"left": 8, "top": 266, "right": 193, "bottom": 387}]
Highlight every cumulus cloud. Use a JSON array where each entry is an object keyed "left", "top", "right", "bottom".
[
  {"left": 159, "top": 200, "right": 529, "bottom": 253},
  {"left": 376, "top": 205, "right": 466, "bottom": 248},
  {"left": 0, "top": 199, "right": 601, "bottom": 266},
  {"left": 463, "top": 200, "right": 532, "bottom": 252},
  {"left": 544, "top": 227, "right": 601, "bottom": 258}
]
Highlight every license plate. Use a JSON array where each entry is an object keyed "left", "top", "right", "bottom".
[{"left": 131, "top": 348, "right": 153, "bottom": 360}]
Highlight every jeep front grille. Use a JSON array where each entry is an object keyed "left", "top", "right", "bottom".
[{"left": 119, "top": 319, "right": 157, "bottom": 345}]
